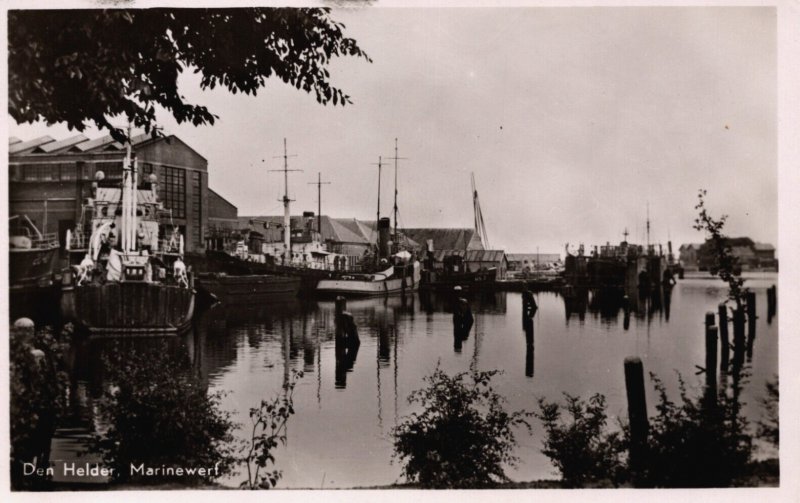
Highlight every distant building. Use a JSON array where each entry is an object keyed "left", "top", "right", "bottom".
[
  {"left": 681, "top": 238, "right": 777, "bottom": 271},
  {"left": 236, "top": 214, "right": 382, "bottom": 258},
  {"left": 507, "top": 253, "right": 562, "bottom": 274},
  {"left": 402, "top": 228, "right": 485, "bottom": 252},
  {"left": 206, "top": 189, "right": 240, "bottom": 251},
  {"left": 9, "top": 134, "right": 218, "bottom": 254},
  {"left": 428, "top": 249, "right": 508, "bottom": 280},
  {"left": 678, "top": 243, "right": 704, "bottom": 270}
]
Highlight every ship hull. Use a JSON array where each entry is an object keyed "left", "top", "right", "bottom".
[
  {"left": 61, "top": 282, "right": 195, "bottom": 336},
  {"left": 196, "top": 274, "right": 301, "bottom": 302},
  {"left": 9, "top": 247, "right": 59, "bottom": 291},
  {"left": 316, "top": 263, "right": 421, "bottom": 297}
]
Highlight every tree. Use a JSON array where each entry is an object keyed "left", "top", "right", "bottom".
[
  {"left": 9, "top": 8, "right": 371, "bottom": 142},
  {"left": 392, "top": 366, "right": 531, "bottom": 488},
  {"left": 693, "top": 189, "right": 747, "bottom": 308}
]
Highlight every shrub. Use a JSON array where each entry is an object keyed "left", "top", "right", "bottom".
[
  {"left": 535, "top": 393, "right": 626, "bottom": 487},
  {"left": 10, "top": 324, "right": 71, "bottom": 489},
  {"left": 641, "top": 374, "right": 752, "bottom": 487},
  {"left": 756, "top": 376, "right": 779, "bottom": 449},
  {"left": 240, "top": 370, "right": 302, "bottom": 489},
  {"left": 92, "top": 340, "right": 237, "bottom": 485},
  {"left": 392, "top": 366, "right": 531, "bottom": 488}
]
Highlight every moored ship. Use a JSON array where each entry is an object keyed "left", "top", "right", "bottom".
[
  {"left": 61, "top": 132, "right": 195, "bottom": 336},
  {"left": 9, "top": 215, "right": 60, "bottom": 292}
]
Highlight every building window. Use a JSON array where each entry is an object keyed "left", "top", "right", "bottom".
[
  {"left": 60, "top": 163, "right": 77, "bottom": 181},
  {"left": 191, "top": 171, "right": 202, "bottom": 249},
  {"left": 22, "top": 164, "right": 59, "bottom": 181},
  {"left": 162, "top": 166, "right": 186, "bottom": 219}
]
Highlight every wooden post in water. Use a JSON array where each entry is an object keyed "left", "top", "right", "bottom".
[
  {"left": 767, "top": 285, "right": 776, "bottom": 322},
  {"left": 746, "top": 291, "right": 757, "bottom": 336},
  {"left": 705, "top": 311, "right": 715, "bottom": 329},
  {"left": 705, "top": 324, "right": 718, "bottom": 395},
  {"left": 718, "top": 303, "right": 729, "bottom": 370},
  {"left": 624, "top": 357, "right": 649, "bottom": 483},
  {"left": 335, "top": 296, "right": 347, "bottom": 343}
]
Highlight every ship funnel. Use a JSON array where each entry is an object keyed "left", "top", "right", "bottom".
[{"left": 378, "top": 217, "right": 391, "bottom": 258}]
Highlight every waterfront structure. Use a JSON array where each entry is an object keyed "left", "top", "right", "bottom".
[
  {"left": 681, "top": 238, "right": 778, "bottom": 271},
  {"left": 402, "top": 228, "right": 485, "bottom": 252},
  {"left": 507, "top": 253, "right": 562, "bottom": 275},
  {"left": 9, "top": 134, "right": 212, "bottom": 254}
]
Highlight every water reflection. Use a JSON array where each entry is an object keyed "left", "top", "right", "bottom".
[
  {"left": 48, "top": 275, "right": 778, "bottom": 489},
  {"left": 562, "top": 286, "right": 674, "bottom": 326}
]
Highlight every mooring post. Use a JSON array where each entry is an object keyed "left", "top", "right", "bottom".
[
  {"left": 717, "top": 303, "right": 729, "bottom": 350},
  {"left": 705, "top": 311, "right": 715, "bottom": 328},
  {"left": 341, "top": 311, "right": 360, "bottom": 347},
  {"left": 624, "top": 357, "right": 649, "bottom": 483},
  {"left": 746, "top": 291, "right": 757, "bottom": 337},
  {"left": 335, "top": 296, "right": 347, "bottom": 342},
  {"left": 767, "top": 285, "right": 776, "bottom": 320},
  {"left": 705, "top": 324, "right": 718, "bottom": 392}
]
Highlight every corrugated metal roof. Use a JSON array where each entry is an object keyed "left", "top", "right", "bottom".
[
  {"left": 72, "top": 134, "right": 117, "bottom": 152},
  {"left": 432, "top": 249, "right": 506, "bottom": 263},
  {"left": 403, "top": 228, "right": 481, "bottom": 251},
  {"left": 9, "top": 136, "right": 55, "bottom": 154},
  {"left": 35, "top": 134, "right": 89, "bottom": 153},
  {"left": 507, "top": 253, "right": 561, "bottom": 263}
]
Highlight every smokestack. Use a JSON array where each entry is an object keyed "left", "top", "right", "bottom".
[{"left": 378, "top": 217, "right": 391, "bottom": 258}]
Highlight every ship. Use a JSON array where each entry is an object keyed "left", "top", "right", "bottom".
[
  {"left": 196, "top": 272, "right": 301, "bottom": 303},
  {"left": 419, "top": 174, "right": 498, "bottom": 292},
  {"left": 9, "top": 215, "right": 59, "bottom": 292},
  {"left": 60, "top": 130, "right": 195, "bottom": 336},
  {"left": 316, "top": 143, "right": 420, "bottom": 297}
]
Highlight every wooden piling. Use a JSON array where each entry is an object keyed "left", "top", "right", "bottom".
[
  {"left": 717, "top": 304, "right": 729, "bottom": 350},
  {"left": 705, "top": 311, "right": 715, "bottom": 328},
  {"left": 767, "top": 285, "right": 776, "bottom": 319},
  {"left": 335, "top": 296, "right": 346, "bottom": 342},
  {"left": 705, "top": 325, "right": 718, "bottom": 392},
  {"left": 624, "top": 357, "right": 649, "bottom": 480},
  {"left": 746, "top": 291, "right": 757, "bottom": 339}
]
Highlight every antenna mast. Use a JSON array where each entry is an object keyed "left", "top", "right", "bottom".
[
  {"left": 270, "top": 138, "right": 301, "bottom": 264},
  {"left": 308, "top": 173, "right": 331, "bottom": 233},
  {"left": 646, "top": 202, "right": 651, "bottom": 250}
]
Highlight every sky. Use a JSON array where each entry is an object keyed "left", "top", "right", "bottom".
[{"left": 6, "top": 6, "right": 778, "bottom": 255}]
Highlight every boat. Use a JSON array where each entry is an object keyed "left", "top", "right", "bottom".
[
  {"left": 60, "top": 130, "right": 195, "bottom": 336},
  {"left": 419, "top": 174, "right": 498, "bottom": 292},
  {"left": 9, "top": 214, "right": 59, "bottom": 292},
  {"left": 201, "top": 139, "right": 356, "bottom": 295},
  {"left": 316, "top": 143, "right": 421, "bottom": 297},
  {"left": 316, "top": 247, "right": 421, "bottom": 296},
  {"left": 196, "top": 272, "right": 301, "bottom": 303}
]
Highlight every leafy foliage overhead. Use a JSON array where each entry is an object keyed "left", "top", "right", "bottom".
[{"left": 9, "top": 8, "right": 371, "bottom": 142}]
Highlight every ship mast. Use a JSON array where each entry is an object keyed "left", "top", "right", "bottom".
[
  {"left": 371, "top": 156, "right": 386, "bottom": 225},
  {"left": 646, "top": 202, "right": 651, "bottom": 252},
  {"left": 472, "top": 173, "right": 491, "bottom": 250},
  {"left": 387, "top": 138, "right": 408, "bottom": 248},
  {"left": 270, "top": 139, "right": 301, "bottom": 264},
  {"left": 122, "top": 123, "right": 137, "bottom": 253},
  {"left": 308, "top": 173, "right": 331, "bottom": 234}
]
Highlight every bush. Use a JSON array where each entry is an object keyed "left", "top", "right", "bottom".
[
  {"left": 10, "top": 324, "right": 71, "bottom": 489},
  {"left": 240, "top": 370, "right": 302, "bottom": 489},
  {"left": 640, "top": 374, "right": 752, "bottom": 487},
  {"left": 535, "top": 393, "right": 626, "bottom": 487},
  {"left": 392, "top": 366, "right": 531, "bottom": 488},
  {"left": 756, "top": 376, "right": 778, "bottom": 449},
  {"left": 92, "top": 341, "right": 237, "bottom": 485}
]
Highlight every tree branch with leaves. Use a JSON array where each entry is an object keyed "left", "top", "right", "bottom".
[{"left": 9, "top": 8, "right": 371, "bottom": 142}]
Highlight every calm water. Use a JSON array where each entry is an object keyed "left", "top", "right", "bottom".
[{"left": 66, "top": 273, "right": 778, "bottom": 488}]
